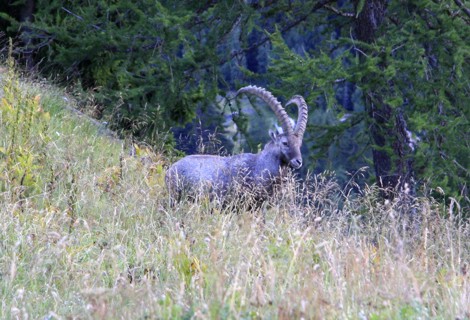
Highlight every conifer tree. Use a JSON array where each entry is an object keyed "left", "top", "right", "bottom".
[{"left": 1, "top": 0, "right": 468, "bottom": 208}]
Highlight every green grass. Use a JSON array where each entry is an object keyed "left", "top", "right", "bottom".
[{"left": 1, "top": 63, "right": 469, "bottom": 319}]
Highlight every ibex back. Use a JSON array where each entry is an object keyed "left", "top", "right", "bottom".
[{"left": 165, "top": 85, "right": 308, "bottom": 204}]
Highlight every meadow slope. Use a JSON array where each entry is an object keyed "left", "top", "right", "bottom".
[{"left": 1, "top": 65, "right": 469, "bottom": 319}]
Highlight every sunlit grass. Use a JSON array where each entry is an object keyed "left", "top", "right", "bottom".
[{"left": 1, "top": 64, "right": 469, "bottom": 319}]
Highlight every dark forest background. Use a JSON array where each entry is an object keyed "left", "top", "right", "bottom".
[{"left": 1, "top": 0, "right": 468, "bottom": 209}]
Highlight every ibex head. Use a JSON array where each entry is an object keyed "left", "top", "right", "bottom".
[{"left": 236, "top": 86, "right": 308, "bottom": 169}]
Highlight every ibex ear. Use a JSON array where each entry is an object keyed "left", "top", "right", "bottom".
[{"left": 269, "top": 129, "right": 278, "bottom": 142}]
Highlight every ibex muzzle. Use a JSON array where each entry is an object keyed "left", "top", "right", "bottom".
[{"left": 165, "top": 85, "right": 308, "bottom": 204}]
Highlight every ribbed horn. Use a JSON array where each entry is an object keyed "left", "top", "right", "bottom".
[
  {"left": 237, "top": 85, "right": 293, "bottom": 135},
  {"left": 286, "top": 95, "right": 308, "bottom": 138}
]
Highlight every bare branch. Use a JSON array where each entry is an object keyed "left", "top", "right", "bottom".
[{"left": 324, "top": 5, "right": 355, "bottom": 18}]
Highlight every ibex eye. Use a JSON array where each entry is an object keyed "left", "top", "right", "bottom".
[{"left": 282, "top": 141, "right": 288, "bottom": 146}]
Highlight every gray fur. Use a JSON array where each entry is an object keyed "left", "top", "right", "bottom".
[{"left": 165, "top": 86, "right": 308, "bottom": 203}]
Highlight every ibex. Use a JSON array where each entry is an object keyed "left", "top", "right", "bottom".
[{"left": 165, "top": 85, "right": 308, "bottom": 204}]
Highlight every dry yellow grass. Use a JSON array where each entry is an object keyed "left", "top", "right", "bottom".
[{"left": 1, "top": 64, "right": 468, "bottom": 319}]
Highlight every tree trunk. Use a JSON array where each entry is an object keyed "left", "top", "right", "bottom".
[
  {"left": 19, "top": 0, "right": 35, "bottom": 70},
  {"left": 354, "top": 0, "right": 415, "bottom": 200}
]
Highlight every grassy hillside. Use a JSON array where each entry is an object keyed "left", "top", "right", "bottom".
[{"left": 1, "top": 62, "right": 469, "bottom": 319}]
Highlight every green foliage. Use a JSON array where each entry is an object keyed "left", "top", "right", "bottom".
[
  {"left": 1, "top": 0, "right": 468, "bottom": 207},
  {"left": 382, "top": 1, "right": 470, "bottom": 201},
  {"left": 266, "top": 1, "right": 469, "bottom": 204},
  {"left": 0, "top": 52, "right": 51, "bottom": 198},
  {"left": 7, "top": 0, "right": 245, "bottom": 144},
  {"left": 355, "top": 0, "right": 366, "bottom": 18},
  {"left": 269, "top": 30, "right": 371, "bottom": 182},
  {"left": 0, "top": 68, "right": 468, "bottom": 319}
]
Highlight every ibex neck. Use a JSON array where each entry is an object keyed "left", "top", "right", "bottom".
[{"left": 255, "top": 143, "right": 283, "bottom": 177}]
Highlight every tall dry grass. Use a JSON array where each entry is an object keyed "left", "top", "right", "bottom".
[{"left": 1, "top": 63, "right": 468, "bottom": 319}]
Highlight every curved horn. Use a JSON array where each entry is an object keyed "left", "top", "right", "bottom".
[
  {"left": 237, "top": 85, "right": 293, "bottom": 135},
  {"left": 286, "top": 95, "right": 308, "bottom": 138}
]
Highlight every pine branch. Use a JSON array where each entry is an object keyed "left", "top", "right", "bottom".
[
  {"left": 454, "top": 0, "right": 470, "bottom": 20},
  {"left": 184, "top": 0, "right": 336, "bottom": 77},
  {"left": 61, "top": 7, "right": 102, "bottom": 30},
  {"left": 228, "top": 0, "right": 336, "bottom": 62}
]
